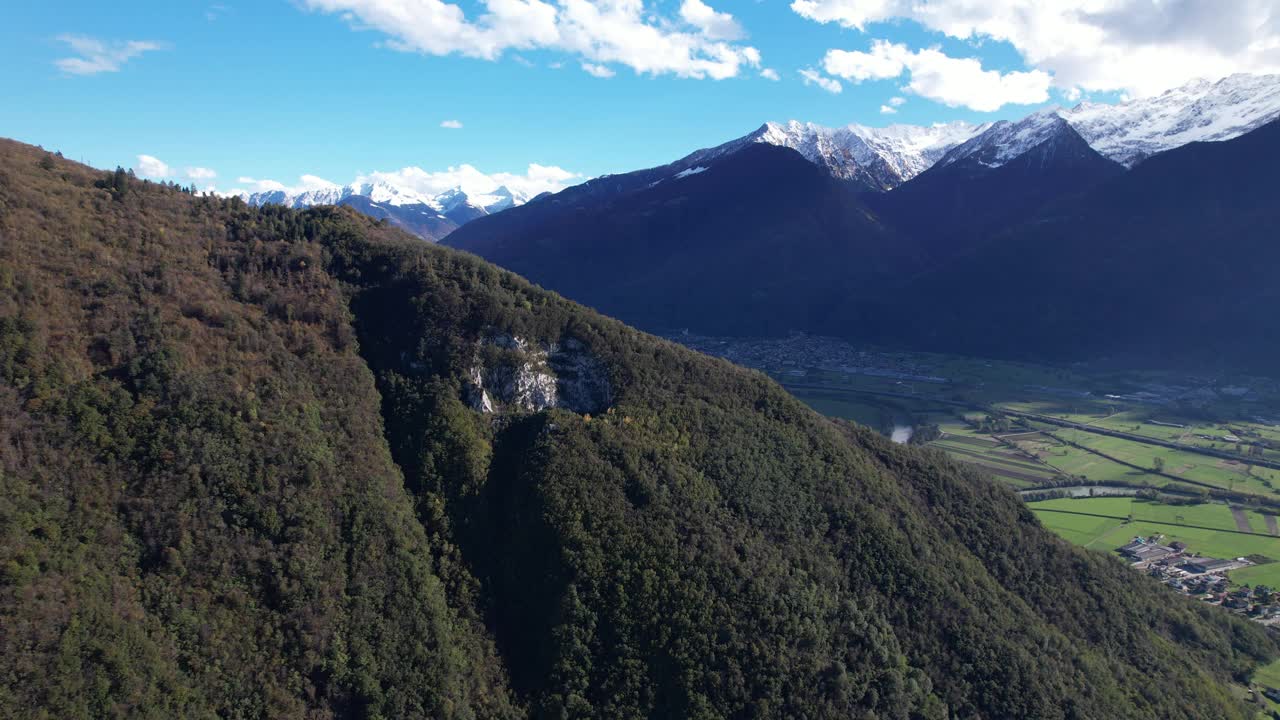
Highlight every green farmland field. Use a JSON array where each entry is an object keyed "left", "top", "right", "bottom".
[{"left": 1030, "top": 497, "right": 1280, "bottom": 585}]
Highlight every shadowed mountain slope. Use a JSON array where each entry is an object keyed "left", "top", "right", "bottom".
[
  {"left": 446, "top": 143, "right": 911, "bottom": 336},
  {"left": 883, "top": 118, "right": 1280, "bottom": 368}
]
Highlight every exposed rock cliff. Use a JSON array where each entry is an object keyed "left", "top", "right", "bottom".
[{"left": 464, "top": 333, "right": 611, "bottom": 414}]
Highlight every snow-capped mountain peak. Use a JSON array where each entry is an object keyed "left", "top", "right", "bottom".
[
  {"left": 936, "top": 108, "right": 1068, "bottom": 169},
  {"left": 1062, "top": 73, "right": 1280, "bottom": 166},
  {"left": 242, "top": 174, "right": 538, "bottom": 238},
  {"left": 746, "top": 119, "right": 989, "bottom": 190},
  {"left": 357, "top": 179, "right": 435, "bottom": 208},
  {"left": 712, "top": 74, "right": 1280, "bottom": 186},
  {"left": 242, "top": 176, "right": 539, "bottom": 243},
  {"left": 934, "top": 74, "right": 1280, "bottom": 173}
]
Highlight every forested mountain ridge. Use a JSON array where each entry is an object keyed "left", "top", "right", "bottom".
[{"left": 1, "top": 138, "right": 1276, "bottom": 719}]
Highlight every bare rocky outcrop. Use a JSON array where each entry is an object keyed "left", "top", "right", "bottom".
[{"left": 463, "top": 333, "right": 611, "bottom": 414}]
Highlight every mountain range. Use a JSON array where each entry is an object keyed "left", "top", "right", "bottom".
[
  {"left": 241, "top": 178, "right": 533, "bottom": 242},
  {"left": 443, "top": 73, "right": 1280, "bottom": 370},
  {"left": 748, "top": 72, "right": 1280, "bottom": 190},
  {"left": 247, "top": 74, "right": 1280, "bottom": 246},
  {"left": 3, "top": 138, "right": 1276, "bottom": 718}
]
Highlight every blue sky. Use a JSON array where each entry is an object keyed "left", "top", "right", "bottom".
[{"left": 2, "top": 1, "right": 1273, "bottom": 195}]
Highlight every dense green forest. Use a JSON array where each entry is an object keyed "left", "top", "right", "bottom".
[{"left": 1, "top": 138, "right": 1277, "bottom": 719}]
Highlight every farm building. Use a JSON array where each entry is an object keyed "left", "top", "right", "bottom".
[
  {"left": 1181, "top": 557, "right": 1236, "bottom": 574},
  {"left": 1117, "top": 540, "right": 1177, "bottom": 563}
]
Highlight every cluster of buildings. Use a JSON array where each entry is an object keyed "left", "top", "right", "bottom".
[{"left": 1117, "top": 536, "right": 1280, "bottom": 623}]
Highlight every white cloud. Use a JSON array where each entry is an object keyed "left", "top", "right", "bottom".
[
  {"left": 822, "top": 38, "right": 909, "bottom": 81},
  {"left": 790, "top": 0, "right": 908, "bottom": 30},
  {"left": 185, "top": 166, "right": 217, "bottom": 180},
  {"left": 581, "top": 62, "right": 615, "bottom": 77},
  {"left": 791, "top": 0, "right": 1280, "bottom": 98},
  {"left": 206, "top": 4, "right": 230, "bottom": 22},
  {"left": 301, "top": 0, "right": 762, "bottom": 80},
  {"left": 879, "top": 104, "right": 896, "bottom": 114},
  {"left": 55, "top": 34, "right": 165, "bottom": 75},
  {"left": 822, "top": 40, "right": 1050, "bottom": 111},
  {"left": 799, "top": 67, "right": 842, "bottom": 94},
  {"left": 760, "top": 67, "right": 780, "bottom": 81},
  {"left": 233, "top": 174, "right": 339, "bottom": 195},
  {"left": 679, "top": 0, "right": 744, "bottom": 41},
  {"left": 888, "top": 95, "right": 906, "bottom": 106},
  {"left": 440, "top": 119, "right": 464, "bottom": 128},
  {"left": 136, "top": 155, "right": 171, "bottom": 178}
]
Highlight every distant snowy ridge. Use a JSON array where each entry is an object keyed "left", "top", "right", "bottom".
[
  {"left": 242, "top": 179, "right": 528, "bottom": 217},
  {"left": 750, "top": 119, "right": 991, "bottom": 189},
  {"left": 937, "top": 73, "right": 1280, "bottom": 171},
  {"left": 731, "top": 73, "right": 1280, "bottom": 187},
  {"left": 934, "top": 110, "right": 1071, "bottom": 170},
  {"left": 1063, "top": 74, "right": 1280, "bottom": 167},
  {"left": 239, "top": 177, "right": 532, "bottom": 242},
  {"left": 676, "top": 118, "right": 989, "bottom": 191},
  {"left": 246, "top": 73, "right": 1280, "bottom": 242}
]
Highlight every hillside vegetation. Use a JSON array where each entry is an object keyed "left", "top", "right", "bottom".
[{"left": 1, "top": 138, "right": 1277, "bottom": 719}]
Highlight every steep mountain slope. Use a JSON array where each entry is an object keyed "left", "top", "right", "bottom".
[
  {"left": 882, "top": 118, "right": 1280, "bottom": 367},
  {"left": 2, "top": 139, "right": 1277, "bottom": 719},
  {"left": 866, "top": 118, "right": 1125, "bottom": 261},
  {"left": 0, "top": 147, "right": 520, "bottom": 719},
  {"left": 447, "top": 143, "right": 914, "bottom": 336},
  {"left": 934, "top": 109, "right": 1074, "bottom": 170}
]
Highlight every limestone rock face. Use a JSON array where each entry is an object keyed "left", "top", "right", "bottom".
[{"left": 464, "top": 333, "right": 611, "bottom": 414}]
